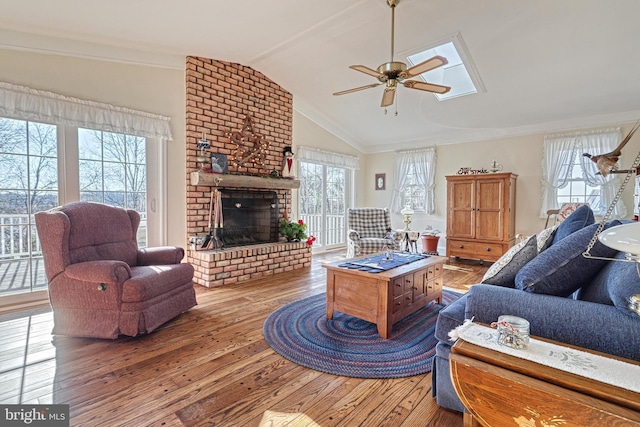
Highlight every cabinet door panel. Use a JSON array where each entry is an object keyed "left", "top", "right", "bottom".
[
  {"left": 476, "top": 179, "right": 504, "bottom": 240},
  {"left": 448, "top": 180, "right": 475, "bottom": 238}
]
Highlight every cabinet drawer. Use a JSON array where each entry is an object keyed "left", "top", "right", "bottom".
[
  {"left": 448, "top": 239, "right": 477, "bottom": 256},
  {"left": 433, "top": 263, "right": 443, "bottom": 278},
  {"left": 475, "top": 243, "right": 503, "bottom": 259},
  {"left": 402, "top": 274, "right": 414, "bottom": 293},
  {"left": 393, "top": 294, "right": 404, "bottom": 313},
  {"left": 448, "top": 240, "right": 506, "bottom": 261},
  {"left": 392, "top": 277, "right": 404, "bottom": 297}
]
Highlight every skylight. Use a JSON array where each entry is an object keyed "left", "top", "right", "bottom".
[{"left": 406, "top": 37, "right": 480, "bottom": 101}]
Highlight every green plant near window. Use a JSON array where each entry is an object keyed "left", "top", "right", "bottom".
[{"left": 279, "top": 219, "right": 308, "bottom": 241}]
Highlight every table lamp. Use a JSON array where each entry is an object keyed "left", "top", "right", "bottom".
[{"left": 400, "top": 204, "right": 414, "bottom": 231}]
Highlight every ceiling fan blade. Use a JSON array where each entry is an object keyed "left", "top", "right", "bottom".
[
  {"left": 400, "top": 55, "right": 448, "bottom": 79},
  {"left": 349, "top": 65, "right": 384, "bottom": 78},
  {"left": 333, "top": 83, "right": 382, "bottom": 96},
  {"left": 381, "top": 87, "right": 396, "bottom": 107},
  {"left": 404, "top": 80, "right": 451, "bottom": 94}
]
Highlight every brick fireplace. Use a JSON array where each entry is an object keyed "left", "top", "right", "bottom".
[{"left": 185, "top": 56, "right": 311, "bottom": 287}]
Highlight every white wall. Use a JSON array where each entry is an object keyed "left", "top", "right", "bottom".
[
  {"left": 365, "top": 123, "right": 640, "bottom": 252},
  {"left": 0, "top": 48, "right": 188, "bottom": 248}
]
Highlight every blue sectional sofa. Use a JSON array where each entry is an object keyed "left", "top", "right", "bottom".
[{"left": 432, "top": 206, "right": 640, "bottom": 412}]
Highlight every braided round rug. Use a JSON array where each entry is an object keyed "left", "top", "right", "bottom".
[{"left": 262, "top": 289, "right": 461, "bottom": 378}]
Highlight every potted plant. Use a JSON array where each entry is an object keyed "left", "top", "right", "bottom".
[
  {"left": 279, "top": 219, "right": 308, "bottom": 242},
  {"left": 421, "top": 226, "right": 441, "bottom": 253}
]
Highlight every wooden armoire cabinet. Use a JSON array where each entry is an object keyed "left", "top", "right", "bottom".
[{"left": 445, "top": 172, "right": 517, "bottom": 262}]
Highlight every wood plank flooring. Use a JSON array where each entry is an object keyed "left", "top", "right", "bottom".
[{"left": 0, "top": 251, "right": 488, "bottom": 427}]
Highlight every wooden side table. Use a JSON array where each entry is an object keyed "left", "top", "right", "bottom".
[{"left": 450, "top": 337, "right": 640, "bottom": 427}]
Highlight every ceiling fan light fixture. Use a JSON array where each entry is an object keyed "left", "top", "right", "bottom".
[{"left": 333, "top": 0, "right": 451, "bottom": 108}]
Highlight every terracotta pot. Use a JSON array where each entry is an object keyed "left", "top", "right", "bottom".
[{"left": 421, "top": 235, "right": 440, "bottom": 253}]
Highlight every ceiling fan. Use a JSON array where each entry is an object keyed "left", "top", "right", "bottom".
[{"left": 333, "top": 0, "right": 451, "bottom": 108}]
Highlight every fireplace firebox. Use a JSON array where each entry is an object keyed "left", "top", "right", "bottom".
[{"left": 217, "top": 190, "right": 279, "bottom": 248}]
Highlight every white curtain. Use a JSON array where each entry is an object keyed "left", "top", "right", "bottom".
[
  {"left": 540, "top": 134, "right": 577, "bottom": 217},
  {"left": 540, "top": 128, "right": 625, "bottom": 218},
  {"left": 297, "top": 146, "right": 360, "bottom": 170},
  {"left": 0, "top": 81, "right": 173, "bottom": 141},
  {"left": 391, "top": 148, "right": 437, "bottom": 214}
]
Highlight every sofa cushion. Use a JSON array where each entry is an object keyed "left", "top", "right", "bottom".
[
  {"left": 575, "top": 266, "right": 614, "bottom": 306},
  {"left": 536, "top": 225, "right": 557, "bottom": 253},
  {"left": 434, "top": 293, "right": 468, "bottom": 343},
  {"left": 588, "top": 251, "right": 640, "bottom": 318},
  {"left": 550, "top": 204, "right": 594, "bottom": 246},
  {"left": 515, "top": 221, "right": 620, "bottom": 297},
  {"left": 482, "top": 235, "right": 537, "bottom": 288}
]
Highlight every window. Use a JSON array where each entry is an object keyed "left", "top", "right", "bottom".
[
  {"left": 556, "top": 150, "right": 602, "bottom": 212},
  {"left": 79, "top": 129, "right": 148, "bottom": 245},
  {"left": 399, "top": 163, "right": 426, "bottom": 211},
  {"left": 0, "top": 117, "right": 153, "bottom": 297},
  {"left": 541, "top": 129, "right": 627, "bottom": 218},
  {"left": 297, "top": 147, "right": 358, "bottom": 251},
  {"left": 0, "top": 118, "right": 59, "bottom": 294},
  {"left": 0, "top": 81, "right": 172, "bottom": 303},
  {"left": 391, "top": 148, "right": 437, "bottom": 214},
  {"left": 406, "top": 33, "right": 483, "bottom": 101}
]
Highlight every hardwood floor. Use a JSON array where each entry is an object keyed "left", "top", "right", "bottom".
[{"left": 0, "top": 250, "right": 488, "bottom": 426}]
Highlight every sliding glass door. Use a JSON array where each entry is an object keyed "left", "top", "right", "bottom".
[
  {"left": 0, "top": 118, "right": 58, "bottom": 296},
  {"left": 299, "top": 161, "right": 349, "bottom": 250},
  {"left": 0, "top": 117, "right": 153, "bottom": 301}
]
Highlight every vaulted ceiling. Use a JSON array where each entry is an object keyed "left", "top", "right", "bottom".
[{"left": 1, "top": 0, "right": 639, "bottom": 153}]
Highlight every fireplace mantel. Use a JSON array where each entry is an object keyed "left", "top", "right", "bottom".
[{"left": 190, "top": 171, "right": 300, "bottom": 189}]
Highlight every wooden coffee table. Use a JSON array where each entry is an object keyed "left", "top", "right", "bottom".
[
  {"left": 450, "top": 334, "right": 640, "bottom": 426},
  {"left": 323, "top": 254, "right": 446, "bottom": 338}
]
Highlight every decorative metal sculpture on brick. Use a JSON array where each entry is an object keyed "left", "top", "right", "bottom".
[{"left": 227, "top": 115, "right": 270, "bottom": 170}]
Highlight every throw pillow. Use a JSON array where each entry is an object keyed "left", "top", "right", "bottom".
[
  {"left": 605, "top": 252, "right": 640, "bottom": 318},
  {"left": 515, "top": 221, "right": 620, "bottom": 297},
  {"left": 482, "top": 235, "right": 537, "bottom": 288},
  {"left": 550, "top": 204, "right": 594, "bottom": 246},
  {"left": 536, "top": 225, "right": 557, "bottom": 253}
]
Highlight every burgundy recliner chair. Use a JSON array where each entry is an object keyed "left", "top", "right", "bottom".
[{"left": 35, "top": 201, "right": 197, "bottom": 339}]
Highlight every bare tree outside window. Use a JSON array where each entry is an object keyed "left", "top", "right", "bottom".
[
  {"left": 0, "top": 117, "right": 58, "bottom": 294},
  {"left": 79, "top": 129, "right": 147, "bottom": 245}
]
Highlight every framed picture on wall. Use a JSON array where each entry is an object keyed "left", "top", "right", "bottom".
[
  {"left": 211, "top": 153, "right": 229, "bottom": 173},
  {"left": 375, "top": 173, "right": 386, "bottom": 191}
]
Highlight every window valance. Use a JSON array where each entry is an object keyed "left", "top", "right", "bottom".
[
  {"left": 0, "top": 82, "right": 173, "bottom": 141},
  {"left": 297, "top": 146, "right": 360, "bottom": 170}
]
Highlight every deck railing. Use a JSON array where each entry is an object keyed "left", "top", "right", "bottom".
[
  {"left": 0, "top": 214, "right": 40, "bottom": 259},
  {"left": 300, "top": 214, "right": 346, "bottom": 247},
  {"left": 1, "top": 213, "right": 147, "bottom": 260}
]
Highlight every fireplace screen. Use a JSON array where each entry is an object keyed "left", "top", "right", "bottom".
[{"left": 218, "top": 190, "right": 279, "bottom": 247}]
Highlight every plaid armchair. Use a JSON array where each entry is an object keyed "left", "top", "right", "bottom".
[{"left": 347, "top": 207, "right": 401, "bottom": 258}]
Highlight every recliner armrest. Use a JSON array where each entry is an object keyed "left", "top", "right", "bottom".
[
  {"left": 137, "top": 246, "right": 185, "bottom": 265},
  {"left": 64, "top": 260, "right": 131, "bottom": 283}
]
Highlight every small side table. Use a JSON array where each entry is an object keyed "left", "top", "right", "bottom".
[
  {"left": 396, "top": 230, "right": 420, "bottom": 253},
  {"left": 450, "top": 336, "right": 640, "bottom": 426}
]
